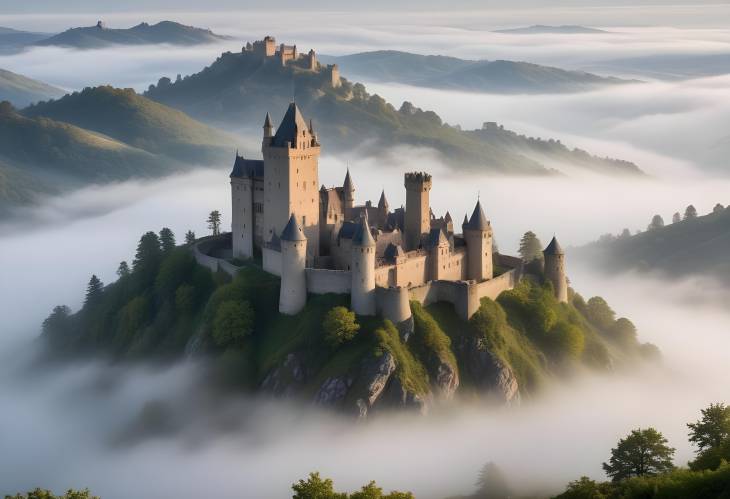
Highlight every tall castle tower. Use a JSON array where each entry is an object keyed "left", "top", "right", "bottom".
[
  {"left": 463, "top": 200, "right": 493, "bottom": 282},
  {"left": 351, "top": 214, "right": 376, "bottom": 316},
  {"left": 377, "top": 189, "right": 389, "bottom": 228},
  {"left": 404, "top": 172, "right": 432, "bottom": 250},
  {"left": 230, "top": 155, "right": 254, "bottom": 259},
  {"left": 279, "top": 213, "right": 308, "bottom": 315},
  {"left": 262, "top": 103, "right": 320, "bottom": 262},
  {"left": 543, "top": 237, "right": 568, "bottom": 303}
]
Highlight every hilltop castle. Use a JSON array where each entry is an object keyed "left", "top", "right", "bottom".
[{"left": 230, "top": 103, "right": 568, "bottom": 323}]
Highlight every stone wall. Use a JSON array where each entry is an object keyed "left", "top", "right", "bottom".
[
  {"left": 263, "top": 246, "right": 282, "bottom": 276},
  {"left": 306, "top": 268, "right": 351, "bottom": 294}
]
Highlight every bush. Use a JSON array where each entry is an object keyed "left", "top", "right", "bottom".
[
  {"left": 323, "top": 306, "right": 360, "bottom": 347},
  {"left": 549, "top": 322, "right": 585, "bottom": 360},
  {"left": 212, "top": 300, "right": 254, "bottom": 348},
  {"left": 584, "top": 296, "right": 615, "bottom": 330},
  {"left": 469, "top": 298, "right": 508, "bottom": 351}
]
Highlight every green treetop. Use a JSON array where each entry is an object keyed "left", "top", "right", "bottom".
[
  {"left": 519, "top": 231, "right": 543, "bottom": 263},
  {"left": 159, "top": 227, "right": 176, "bottom": 252},
  {"left": 602, "top": 428, "right": 675, "bottom": 481}
]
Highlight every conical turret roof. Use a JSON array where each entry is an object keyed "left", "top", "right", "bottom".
[
  {"left": 281, "top": 213, "right": 307, "bottom": 242},
  {"left": 343, "top": 167, "right": 355, "bottom": 193},
  {"left": 263, "top": 112, "right": 273, "bottom": 129},
  {"left": 378, "top": 189, "right": 388, "bottom": 209},
  {"left": 464, "top": 200, "right": 490, "bottom": 231},
  {"left": 352, "top": 213, "right": 375, "bottom": 247},
  {"left": 272, "top": 102, "right": 308, "bottom": 147},
  {"left": 543, "top": 236, "right": 564, "bottom": 255},
  {"left": 444, "top": 211, "right": 452, "bottom": 223},
  {"left": 462, "top": 214, "right": 469, "bottom": 226}
]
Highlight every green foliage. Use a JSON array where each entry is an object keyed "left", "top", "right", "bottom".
[
  {"left": 207, "top": 210, "right": 221, "bottom": 236},
  {"left": 375, "top": 321, "right": 430, "bottom": 396},
  {"left": 116, "top": 261, "right": 130, "bottom": 277},
  {"left": 608, "top": 318, "right": 638, "bottom": 347},
  {"left": 548, "top": 322, "right": 585, "bottom": 360},
  {"left": 584, "top": 297, "right": 615, "bottom": 330},
  {"left": 411, "top": 301, "right": 458, "bottom": 375},
  {"left": 687, "top": 403, "right": 730, "bottom": 471},
  {"left": 185, "top": 230, "right": 196, "bottom": 245},
  {"left": 84, "top": 275, "right": 103, "bottom": 307},
  {"left": 474, "top": 462, "right": 512, "bottom": 499},
  {"left": 159, "top": 227, "right": 176, "bottom": 252},
  {"left": 323, "top": 306, "right": 360, "bottom": 347},
  {"left": 212, "top": 300, "right": 254, "bottom": 348},
  {"left": 555, "top": 476, "right": 609, "bottom": 499},
  {"left": 684, "top": 204, "right": 698, "bottom": 220},
  {"left": 292, "top": 472, "right": 413, "bottom": 499},
  {"left": 519, "top": 230, "right": 543, "bottom": 263},
  {"left": 602, "top": 428, "right": 675, "bottom": 482},
  {"left": 4, "top": 489, "right": 98, "bottom": 499},
  {"left": 133, "top": 231, "right": 162, "bottom": 283}
]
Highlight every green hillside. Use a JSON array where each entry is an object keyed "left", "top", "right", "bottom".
[
  {"left": 40, "top": 231, "right": 655, "bottom": 413},
  {"left": 145, "top": 50, "right": 642, "bottom": 176},
  {"left": 24, "top": 86, "right": 235, "bottom": 164},
  {"left": 320, "top": 50, "right": 632, "bottom": 93},
  {"left": 36, "top": 21, "right": 230, "bottom": 49},
  {"left": 0, "top": 68, "right": 65, "bottom": 107},
  {"left": 574, "top": 204, "right": 730, "bottom": 282}
]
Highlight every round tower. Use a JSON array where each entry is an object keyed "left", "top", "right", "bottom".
[
  {"left": 463, "top": 200, "right": 493, "bottom": 282},
  {"left": 351, "top": 214, "right": 376, "bottom": 316},
  {"left": 279, "top": 213, "right": 308, "bottom": 315},
  {"left": 543, "top": 236, "right": 568, "bottom": 303}
]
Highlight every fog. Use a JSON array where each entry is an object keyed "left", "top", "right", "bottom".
[
  {"left": 2, "top": 5, "right": 730, "bottom": 498},
  {"left": 3, "top": 160, "right": 730, "bottom": 497}
]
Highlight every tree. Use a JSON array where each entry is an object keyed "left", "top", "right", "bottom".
[
  {"left": 549, "top": 322, "right": 585, "bottom": 360},
  {"left": 292, "top": 472, "right": 343, "bottom": 499},
  {"left": 84, "top": 275, "right": 103, "bottom": 307},
  {"left": 133, "top": 231, "right": 162, "bottom": 273},
  {"left": 212, "top": 300, "right": 254, "bottom": 347},
  {"left": 555, "top": 476, "right": 609, "bottom": 499},
  {"left": 688, "top": 403, "right": 730, "bottom": 453},
  {"left": 116, "top": 261, "right": 130, "bottom": 277},
  {"left": 159, "top": 227, "right": 176, "bottom": 252},
  {"left": 647, "top": 214, "right": 664, "bottom": 231},
  {"left": 323, "top": 306, "right": 360, "bottom": 347},
  {"left": 41, "top": 305, "right": 73, "bottom": 345},
  {"left": 474, "top": 462, "right": 512, "bottom": 499},
  {"left": 609, "top": 317, "right": 638, "bottom": 347},
  {"left": 672, "top": 212, "right": 681, "bottom": 224},
  {"left": 713, "top": 203, "right": 725, "bottom": 214},
  {"left": 584, "top": 296, "right": 615, "bottom": 330},
  {"left": 619, "top": 228, "right": 631, "bottom": 239},
  {"left": 185, "top": 230, "right": 196, "bottom": 245},
  {"left": 207, "top": 210, "right": 222, "bottom": 236},
  {"left": 684, "top": 204, "right": 698, "bottom": 220},
  {"left": 518, "top": 231, "right": 543, "bottom": 263},
  {"left": 602, "top": 428, "right": 675, "bottom": 481}
]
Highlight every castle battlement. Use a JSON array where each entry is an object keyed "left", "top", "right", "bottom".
[{"left": 229, "top": 103, "right": 569, "bottom": 324}]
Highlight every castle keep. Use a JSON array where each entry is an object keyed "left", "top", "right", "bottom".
[{"left": 230, "top": 102, "right": 568, "bottom": 323}]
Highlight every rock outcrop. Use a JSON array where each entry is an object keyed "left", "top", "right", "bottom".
[
  {"left": 313, "top": 376, "right": 352, "bottom": 406},
  {"left": 260, "top": 352, "right": 307, "bottom": 397},
  {"left": 462, "top": 337, "right": 520, "bottom": 405}
]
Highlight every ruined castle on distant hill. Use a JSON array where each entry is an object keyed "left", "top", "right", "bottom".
[
  {"left": 230, "top": 101, "right": 568, "bottom": 323},
  {"left": 242, "top": 36, "right": 341, "bottom": 87}
]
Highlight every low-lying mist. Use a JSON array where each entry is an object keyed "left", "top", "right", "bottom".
[{"left": 3, "top": 164, "right": 730, "bottom": 498}]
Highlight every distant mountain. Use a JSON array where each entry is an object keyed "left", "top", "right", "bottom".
[
  {"left": 0, "top": 26, "right": 53, "bottom": 53},
  {"left": 573, "top": 205, "right": 730, "bottom": 282},
  {"left": 0, "top": 68, "right": 65, "bottom": 107},
  {"left": 35, "top": 20, "right": 231, "bottom": 49},
  {"left": 0, "top": 88, "right": 234, "bottom": 217},
  {"left": 495, "top": 25, "right": 610, "bottom": 34},
  {"left": 583, "top": 53, "right": 730, "bottom": 81},
  {"left": 145, "top": 49, "right": 641, "bottom": 176},
  {"left": 319, "top": 50, "right": 634, "bottom": 94}
]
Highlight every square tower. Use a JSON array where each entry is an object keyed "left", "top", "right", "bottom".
[
  {"left": 404, "top": 172, "right": 432, "bottom": 250},
  {"left": 262, "top": 103, "right": 321, "bottom": 262}
]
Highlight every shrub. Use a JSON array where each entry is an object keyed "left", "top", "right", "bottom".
[
  {"left": 323, "top": 306, "right": 360, "bottom": 347},
  {"left": 212, "top": 300, "right": 254, "bottom": 348},
  {"left": 549, "top": 322, "right": 585, "bottom": 360},
  {"left": 469, "top": 298, "right": 508, "bottom": 351}
]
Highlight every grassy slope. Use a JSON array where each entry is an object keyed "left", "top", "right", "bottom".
[
  {"left": 574, "top": 206, "right": 730, "bottom": 281},
  {"left": 23, "top": 86, "right": 234, "bottom": 164},
  {"left": 0, "top": 68, "right": 65, "bottom": 107},
  {"left": 145, "top": 50, "right": 641, "bottom": 176}
]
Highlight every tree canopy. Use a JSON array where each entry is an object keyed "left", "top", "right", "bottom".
[
  {"left": 323, "top": 306, "right": 360, "bottom": 347},
  {"left": 684, "top": 204, "right": 697, "bottom": 220},
  {"left": 518, "top": 231, "right": 543, "bottom": 262},
  {"left": 207, "top": 210, "right": 222, "bottom": 236},
  {"left": 159, "top": 227, "right": 176, "bottom": 252},
  {"left": 602, "top": 428, "right": 675, "bottom": 481},
  {"left": 212, "top": 300, "right": 254, "bottom": 348}
]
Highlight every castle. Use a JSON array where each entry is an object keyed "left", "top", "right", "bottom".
[
  {"left": 242, "top": 36, "right": 340, "bottom": 87},
  {"left": 230, "top": 103, "right": 568, "bottom": 323}
]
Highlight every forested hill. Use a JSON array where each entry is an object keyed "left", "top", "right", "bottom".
[
  {"left": 35, "top": 21, "right": 230, "bottom": 49},
  {"left": 0, "top": 89, "right": 234, "bottom": 218},
  {"left": 145, "top": 49, "right": 642, "bottom": 176},
  {"left": 573, "top": 203, "right": 730, "bottom": 282},
  {"left": 318, "top": 50, "right": 633, "bottom": 94},
  {"left": 0, "top": 68, "right": 65, "bottom": 107}
]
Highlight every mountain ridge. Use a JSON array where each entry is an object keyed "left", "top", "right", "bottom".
[{"left": 0, "top": 68, "right": 66, "bottom": 107}]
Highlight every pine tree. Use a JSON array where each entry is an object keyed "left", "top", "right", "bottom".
[
  {"left": 159, "top": 227, "right": 176, "bottom": 252},
  {"left": 672, "top": 212, "right": 681, "bottom": 223},
  {"left": 84, "top": 275, "right": 104, "bottom": 307},
  {"left": 116, "top": 261, "right": 130, "bottom": 277},
  {"left": 185, "top": 230, "right": 196, "bottom": 245},
  {"left": 713, "top": 203, "right": 725, "bottom": 214},
  {"left": 518, "top": 231, "right": 543, "bottom": 263},
  {"left": 648, "top": 214, "right": 664, "bottom": 231},
  {"left": 684, "top": 204, "right": 698, "bottom": 220},
  {"left": 474, "top": 462, "right": 511, "bottom": 499},
  {"left": 207, "top": 210, "right": 222, "bottom": 236},
  {"left": 133, "top": 231, "right": 162, "bottom": 273}
]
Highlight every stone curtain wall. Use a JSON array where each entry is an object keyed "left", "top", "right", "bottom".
[{"left": 306, "top": 268, "right": 352, "bottom": 294}]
